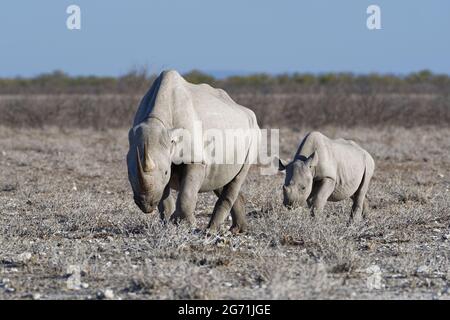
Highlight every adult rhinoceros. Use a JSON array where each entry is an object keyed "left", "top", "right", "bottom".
[{"left": 126, "top": 70, "right": 260, "bottom": 233}]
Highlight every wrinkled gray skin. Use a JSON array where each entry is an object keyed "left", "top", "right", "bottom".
[
  {"left": 279, "top": 131, "right": 375, "bottom": 222},
  {"left": 126, "top": 70, "right": 259, "bottom": 233}
]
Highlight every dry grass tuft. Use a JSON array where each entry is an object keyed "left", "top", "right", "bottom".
[{"left": 1, "top": 125, "right": 449, "bottom": 299}]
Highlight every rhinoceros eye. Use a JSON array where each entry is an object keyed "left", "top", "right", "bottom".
[{"left": 165, "top": 170, "right": 168, "bottom": 175}]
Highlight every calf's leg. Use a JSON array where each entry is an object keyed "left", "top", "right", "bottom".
[
  {"left": 310, "top": 178, "right": 335, "bottom": 217},
  {"left": 350, "top": 165, "right": 373, "bottom": 223}
]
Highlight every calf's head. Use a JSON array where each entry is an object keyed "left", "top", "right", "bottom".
[
  {"left": 278, "top": 152, "right": 318, "bottom": 208},
  {"left": 127, "top": 125, "right": 175, "bottom": 213}
]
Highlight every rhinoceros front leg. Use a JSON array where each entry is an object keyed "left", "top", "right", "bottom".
[
  {"left": 158, "top": 184, "right": 175, "bottom": 222},
  {"left": 170, "top": 164, "right": 205, "bottom": 225},
  {"left": 208, "top": 164, "right": 250, "bottom": 233},
  {"left": 310, "top": 178, "right": 335, "bottom": 217}
]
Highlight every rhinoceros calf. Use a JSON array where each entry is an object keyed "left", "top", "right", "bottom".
[
  {"left": 278, "top": 131, "right": 375, "bottom": 221},
  {"left": 126, "top": 70, "right": 260, "bottom": 233}
]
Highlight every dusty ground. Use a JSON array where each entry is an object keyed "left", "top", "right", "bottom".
[{"left": 0, "top": 125, "right": 449, "bottom": 299}]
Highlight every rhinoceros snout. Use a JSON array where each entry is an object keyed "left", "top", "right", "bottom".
[
  {"left": 283, "top": 185, "right": 307, "bottom": 209},
  {"left": 141, "top": 206, "right": 156, "bottom": 214},
  {"left": 283, "top": 185, "right": 294, "bottom": 207},
  {"left": 134, "top": 198, "right": 157, "bottom": 214}
]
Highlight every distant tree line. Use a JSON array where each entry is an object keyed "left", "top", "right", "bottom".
[
  {"left": 1, "top": 68, "right": 449, "bottom": 129},
  {"left": 0, "top": 69, "right": 449, "bottom": 95}
]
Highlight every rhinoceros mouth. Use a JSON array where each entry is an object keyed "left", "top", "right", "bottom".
[
  {"left": 134, "top": 198, "right": 157, "bottom": 214},
  {"left": 283, "top": 198, "right": 306, "bottom": 209},
  {"left": 283, "top": 199, "right": 297, "bottom": 209}
]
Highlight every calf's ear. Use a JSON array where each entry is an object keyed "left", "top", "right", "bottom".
[
  {"left": 306, "top": 151, "right": 319, "bottom": 167},
  {"left": 278, "top": 157, "right": 288, "bottom": 171}
]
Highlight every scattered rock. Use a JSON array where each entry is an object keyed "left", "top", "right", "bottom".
[
  {"left": 0, "top": 278, "right": 10, "bottom": 287},
  {"left": 17, "top": 252, "right": 32, "bottom": 263},
  {"left": 416, "top": 265, "right": 429, "bottom": 274},
  {"left": 366, "top": 265, "right": 384, "bottom": 290},
  {"left": 5, "top": 286, "right": 15, "bottom": 293},
  {"left": 1, "top": 278, "right": 15, "bottom": 293},
  {"left": 97, "top": 289, "right": 115, "bottom": 299},
  {"left": 104, "top": 289, "right": 114, "bottom": 299},
  {"left": 32, "top": 293, "right": 42, "bottom": 300},
  {"left": 66, "top": 265, "right": 81, "bottom": 290}
]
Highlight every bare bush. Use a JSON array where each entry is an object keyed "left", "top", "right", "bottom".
[{"left": 1, "top": 92, "right": 448, "bottom": 129}]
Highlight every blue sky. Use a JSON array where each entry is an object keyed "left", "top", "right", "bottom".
[{"left": 0, "top": 0, "right": 449, "bottom": 77}]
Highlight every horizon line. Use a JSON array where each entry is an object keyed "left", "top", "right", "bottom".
[{"left": 1, "top": 68, "right": 449, "bottom": 80}]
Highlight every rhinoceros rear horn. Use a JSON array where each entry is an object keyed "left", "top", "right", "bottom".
[{"left": 143, "top": 142, "right": 156, "bottom": 172}]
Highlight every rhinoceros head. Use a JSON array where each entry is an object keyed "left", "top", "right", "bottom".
[
  {"left": 126, "top": 124, "right": 174, "bottom": 214},
  {"left": 278, "top": 152, "right": 318, "bottom": 208}
]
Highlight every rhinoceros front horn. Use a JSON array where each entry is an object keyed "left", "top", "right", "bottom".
[
  {"left": 136, "top": 146, "right": 150, "bottom": 191},
  {"left": 143, "top": 142, "right": 156, "bottom": 172}
]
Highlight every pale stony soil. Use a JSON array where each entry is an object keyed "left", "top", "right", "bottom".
[{"left": 0, "top": 125, "right": 449, "bottom": 299}]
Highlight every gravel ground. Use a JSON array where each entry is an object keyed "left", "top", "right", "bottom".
[{"left": 0, "top": 125, "right": 449, "bottom": 299}]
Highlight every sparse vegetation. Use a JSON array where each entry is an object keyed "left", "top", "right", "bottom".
[
  {"left": 0, "top": 71, "right": 449, "bottom": 299},
  {"left": 0, "top": 125, "right": 449, "bottom": 299}
]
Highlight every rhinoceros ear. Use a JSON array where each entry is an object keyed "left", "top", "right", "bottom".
[
  {"left": 278, "top": 157, "right": 288, "bottom": 171},
  {"left": 306, "top": 151, "right": 319, "bottom": 168},
  {"left": 167, "top": 128, "right": 186, "bottom": 162},
  {"left": 168, "top": 128, "right": 185, "bottom": 145}
]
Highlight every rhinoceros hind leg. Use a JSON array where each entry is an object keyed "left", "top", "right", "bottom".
[
  {"left": 208, "top": 164, "right": 250, "bottom": 233},
  {"left": 350, "top": 164, "right": 373, "bottom": 223},
  {"left": 214, "top": 189, "right": 247, "bottom": 234},
  {"left": 362, "top": 198, "right": 369, "bottom": 219}
]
